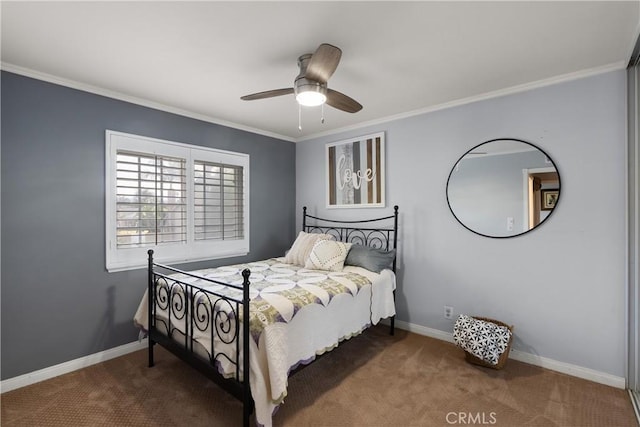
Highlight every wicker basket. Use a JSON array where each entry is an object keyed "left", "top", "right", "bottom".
[{"left": 464, "top": 317, "right": 514, "bottom": 370}]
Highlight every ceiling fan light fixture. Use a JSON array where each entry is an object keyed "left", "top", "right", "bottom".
[
  {"left": 295, "top": 79, "right": 327, "bottom": 107},
  {"left": 296, "top": 90, "right": 326, "bottom": 107}
]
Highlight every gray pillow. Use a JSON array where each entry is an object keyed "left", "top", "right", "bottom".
[{"left": 344, "top": 244, "right": 396, "bottom": 273}]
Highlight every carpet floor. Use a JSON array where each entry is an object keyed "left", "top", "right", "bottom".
[{"left": 1, "top": 325, "right": 637, "bottom": 426}]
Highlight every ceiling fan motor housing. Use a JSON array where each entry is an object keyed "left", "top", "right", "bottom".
[
  {"left": 295, "top": 53, "right": 327, "bottom": 105},
  {"left": 294, "top": 78, "right": 327, "bottom": 96}
]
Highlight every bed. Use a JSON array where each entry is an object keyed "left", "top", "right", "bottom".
[{"left": 133, "top": 206, "right": 399, "bottom": 427}]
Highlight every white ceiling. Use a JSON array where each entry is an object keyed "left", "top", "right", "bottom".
[{"left": 2, "top": 1, "right": 639, "bottom": 142}]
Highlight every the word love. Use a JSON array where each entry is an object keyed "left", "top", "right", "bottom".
[{"left": 336, "top": 154, "right": 376, "bottom": 190}]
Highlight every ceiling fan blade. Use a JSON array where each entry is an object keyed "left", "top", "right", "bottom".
[
  {"left": 305, "top": 44, "right": 342, "bottom": 83},
  {"left": 326, "top": 89, "right": 362, "bottom": 113},
  {"left": 240, "top": 88, "right": 294, "bottom": 101}
]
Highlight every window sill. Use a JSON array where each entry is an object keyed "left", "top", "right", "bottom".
[{"left": 106, "top": 250, "right": 249, "bottom": 273}]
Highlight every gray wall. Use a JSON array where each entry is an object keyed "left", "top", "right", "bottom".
[
  {"left": 297, "top": 70, "right": 627, "bottom": 377},
  {"left": 1, "top": 71, "right": 296, "bottom": 379}
]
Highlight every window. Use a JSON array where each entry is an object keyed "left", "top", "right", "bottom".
[
  {"left": 194, "top": 161, "right": 244, "bottom": 241},
  {"left": 116, "top": 152, "right": 187, "bottom": 248},
  {"left": 106, "top": 131, "right": 249, "bottom": 272}
]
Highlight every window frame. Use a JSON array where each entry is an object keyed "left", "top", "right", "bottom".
[{"left": 105, "top": 130, "right": 250, "bottom": 272}]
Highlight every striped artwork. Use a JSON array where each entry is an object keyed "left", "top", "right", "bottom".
[{"left": 327, "top": 132, "right": 385, "bottom": 207}]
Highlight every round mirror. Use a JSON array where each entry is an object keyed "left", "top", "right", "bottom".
[{"left": 446, "top": 138, "right": 561, "bottom": 238}]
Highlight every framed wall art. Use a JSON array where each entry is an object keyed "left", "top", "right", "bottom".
[
  {"left": 326, "top": 132, "right": 385, "bottom": 208},
  {"left": 541, "top": 189, "right": 559, "bottom": 211}
]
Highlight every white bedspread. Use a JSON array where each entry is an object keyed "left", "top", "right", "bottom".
[{"left": 134, "top": 258, "right": 396, "bottom": 427}]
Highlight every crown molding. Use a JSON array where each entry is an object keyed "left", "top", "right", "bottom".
[
  {"left": 296, "top": 61, "right": 627, "bottom": 143},
  {"left": 0, "top": 62, "right": 296, "bottom": 143},
  {"left": 2, "top": 61, "right": 626, "bottom": 144}
]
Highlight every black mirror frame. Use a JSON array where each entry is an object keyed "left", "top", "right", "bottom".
[{"left": 446, "top": 138, "right": 561, "bottom": 239}]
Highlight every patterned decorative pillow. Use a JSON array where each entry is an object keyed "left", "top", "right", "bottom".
[
  {"left": 453, "top": 314, "right": 512, "bottom": 366},
  {"left": 283, "top": 231, "right": 334, "bottom": 266},
  {"left": 305, "top": 240, "right": 352, "bottom": 271}
]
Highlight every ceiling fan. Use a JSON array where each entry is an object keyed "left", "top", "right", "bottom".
[{"left": 240, "top": 43, "right": 363, "bottom": 114}]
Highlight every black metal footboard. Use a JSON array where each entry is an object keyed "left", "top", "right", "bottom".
[{"left": 146, "top": 250, "right": 253, "bottom": 426}]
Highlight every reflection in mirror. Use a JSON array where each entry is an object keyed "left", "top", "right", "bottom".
[{"left": 446, "top": 138, "right": 560, "bottom": 238}]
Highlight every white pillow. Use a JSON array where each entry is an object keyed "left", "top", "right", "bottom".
[
  {"left": 283, "top": 231, "right": 334, "bottom": 266},
  {"left": 305, "top": 240, "right": 352, "bottom": 272}
]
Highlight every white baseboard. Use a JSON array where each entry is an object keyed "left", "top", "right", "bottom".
[
  {"left": 1, "top": 320, "right": 627, "bottom": 393},
  {"left": 393, "top": 319, "right": 626, "bottom": 389},
  {"left": 393, "top": 319, "right": 456, "bottom": 344},
  {"left": 1, "top": 339, "right": 148, "bottom": 393},
  {"left": 508, "top": 348, "right": 625, "bottom": 389}
]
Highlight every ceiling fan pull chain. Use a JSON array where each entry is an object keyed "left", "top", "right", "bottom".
[
  {"left": 298, "top": 104, "right": 302, "bottom": 131},
  {"left": 321, "top": 103, "right": 325, "bottom": 124}
]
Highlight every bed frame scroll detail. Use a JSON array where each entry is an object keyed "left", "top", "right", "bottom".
[{"left": 146, "top": 249, "right": 253, "bottom": 426}]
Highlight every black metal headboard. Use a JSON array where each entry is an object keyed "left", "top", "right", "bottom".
[{"left": 302, "top": 205, "right": 399, "bottom": 269}]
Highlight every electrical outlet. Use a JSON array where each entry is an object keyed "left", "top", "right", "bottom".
[{"left": 444, "top": 305, "right": 454, "bottom": 320}]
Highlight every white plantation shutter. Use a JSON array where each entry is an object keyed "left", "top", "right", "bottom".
[
  {"left": 116, "top": 152, "right": 187, "bottom": 248},
  {"left": 106, "top": 131, "right": 249, "bottom": 272},
  {"left": 194, "top": 161, "right": 244, "bottom": 241}
]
